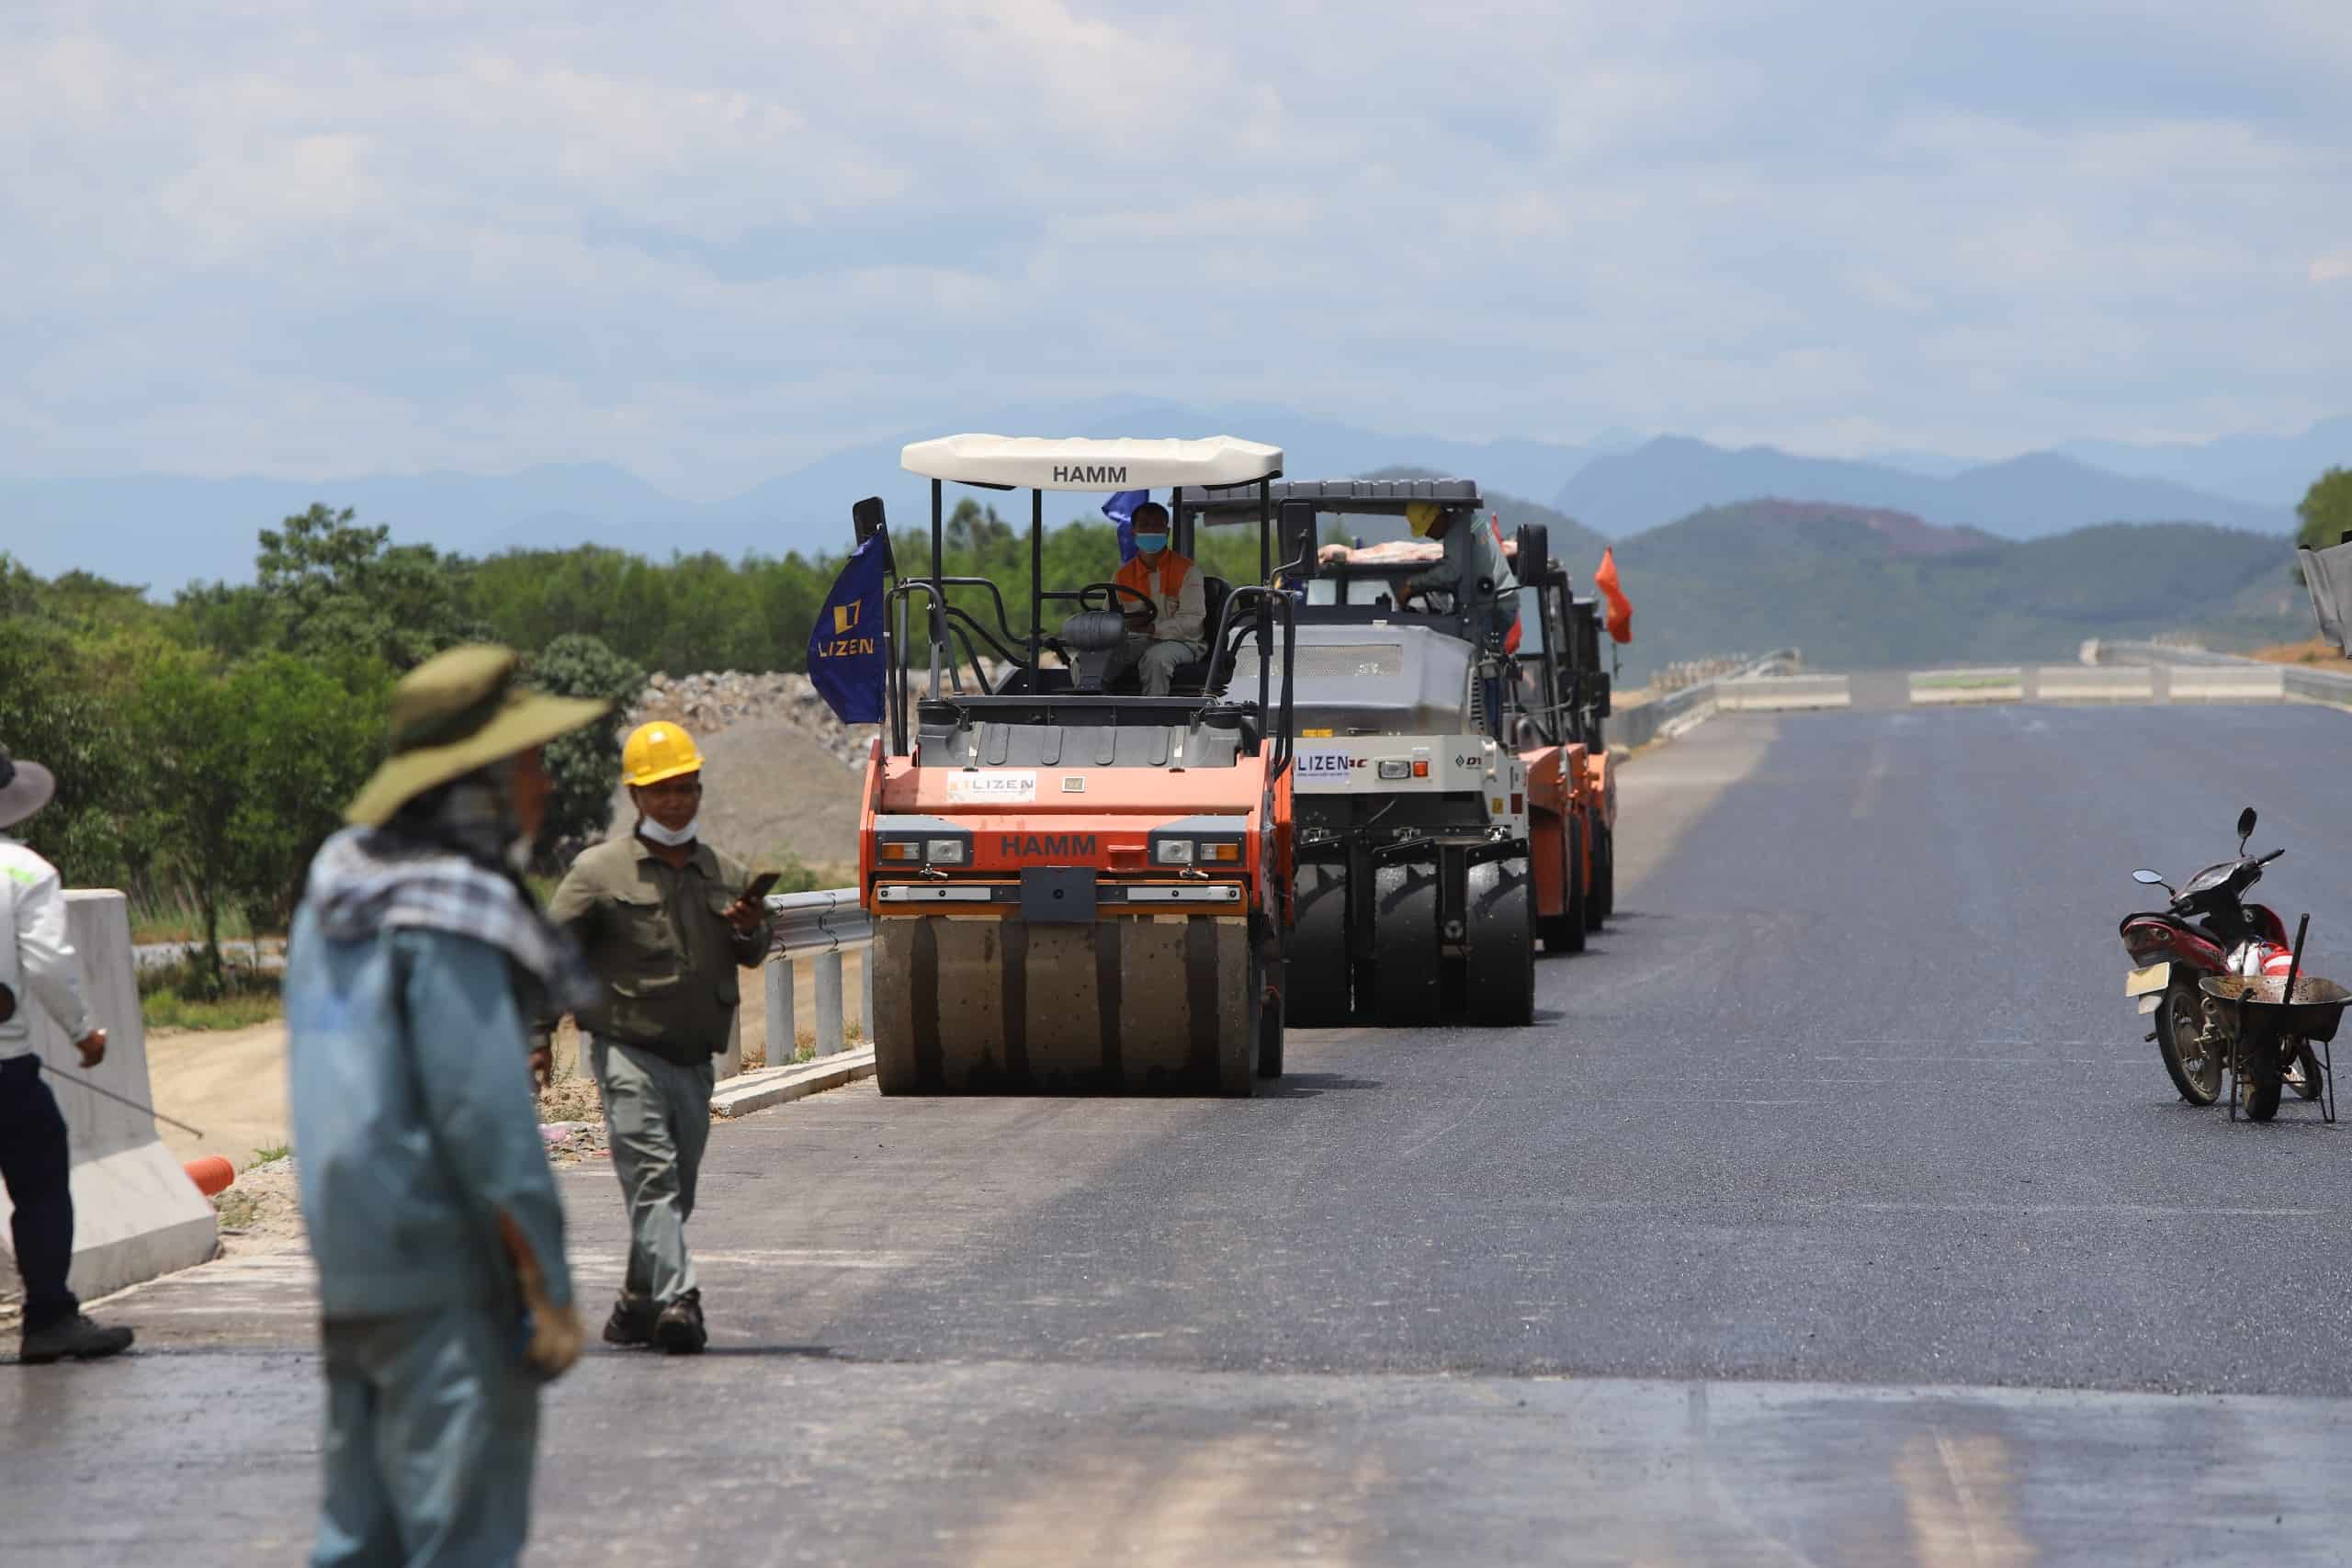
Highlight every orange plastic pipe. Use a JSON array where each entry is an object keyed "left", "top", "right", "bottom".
[{"left": 183, "top": 1156, "right": 234, "bottom": 1197}]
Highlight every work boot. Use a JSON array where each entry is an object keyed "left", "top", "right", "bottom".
[
  {"left": 602, "top": 1292, "right": 658, "bottom": 1348},
  {"left": 19, "top": 1314, "right": 134, "bottom": 1365},
  {"left": 654, "top": 1290, "right": 707, "bottom": 1355}
]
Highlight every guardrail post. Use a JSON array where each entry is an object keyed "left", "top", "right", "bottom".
[
  {"left": 816, "top": 950, "right": 845, "bottom": 1056},
  {"left": 763, "top": 956, "right": 794, "bottom": 1067}
]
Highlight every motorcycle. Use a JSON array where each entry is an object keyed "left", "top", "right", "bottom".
[{"left": 2120, "top": 807, "right": 2340, "bottom": 1120}]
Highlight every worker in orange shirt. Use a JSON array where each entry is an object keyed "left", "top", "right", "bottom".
[{"left": 1109, "top": 502, "right": 1206, "bottom": 696}]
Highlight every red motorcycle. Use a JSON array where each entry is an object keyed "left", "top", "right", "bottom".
[{"left": 2120, "top": 807, "right": 2331, "bottom": 1118}]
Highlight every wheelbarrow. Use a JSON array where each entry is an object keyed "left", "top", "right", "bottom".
[{"left": 2199, "top": 965, "right": 2348, "bottom": 1124}]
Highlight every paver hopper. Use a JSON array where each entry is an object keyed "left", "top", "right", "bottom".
[{"left": 860, "top": 434, "right": 1298, "bottom": 1094}]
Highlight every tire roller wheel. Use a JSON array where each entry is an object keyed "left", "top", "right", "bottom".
[
  {"left": 1256, "top": 920, "right": 1285, "bottom": 1080},
  {"left": 871, "top": 913, "right": 1257, "bottom": 1094},
  {"left": 1286, "top": 863, "right": 1351, "bottom": 1026},
  {"left": 1540, "top": 822, "right": 1587, "bottom": 954},
  {"left": 1585, "top": 826, "right": 1611, "bottom": 931},
  {"left": 1465, "top": 857, "right": 1534, "bottom": 1026},
  {"left": 1370, "top": 863, "right": 1442, "bottom": 1025}
]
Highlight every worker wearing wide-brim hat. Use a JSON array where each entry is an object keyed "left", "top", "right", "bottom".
[
  {"left": 0, "top": 743, "right": 136, "bottom": 1367},
  {"left": 1319, "top": 500, "right": 1521, "bottom": 648},
  {"left": 542, "top": 718, "right": 772, "bottom": 1356},
  {"left": 285, "top": 644, "right": 607, "bottom": 1566}
]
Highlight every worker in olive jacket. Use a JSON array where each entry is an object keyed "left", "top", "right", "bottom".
[{"left": 545, "top": 720, "right": 771, "bottom": 1354}]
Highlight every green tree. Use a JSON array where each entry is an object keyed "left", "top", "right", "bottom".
[
  {"left": 2298, "top": 468, "right": 2352, "bottom": 554},
  {"left": 180, "top": 503, "right": 481, "bottom": 670},
  {"left": 0, "top": 616, "right": 150, "bottom": 889},
  {"left": 130, "top": 648, "right": 387, "bottom": 990},
  {"left": 525, "top": 633, "right": 645, "bottom": 857}
]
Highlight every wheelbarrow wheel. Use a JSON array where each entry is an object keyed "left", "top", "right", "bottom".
[{"left": 2242, "top": 1034, "right": 2284, "bottom": 1122}]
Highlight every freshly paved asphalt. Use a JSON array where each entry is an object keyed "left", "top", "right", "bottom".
[{"left": 11, "top": 702, "right": 2352, "bottom": 1564}]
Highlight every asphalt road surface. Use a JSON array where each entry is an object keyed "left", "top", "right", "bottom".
[{"left": 11, "top": 703, "right": 2352, "bottom": 1564}]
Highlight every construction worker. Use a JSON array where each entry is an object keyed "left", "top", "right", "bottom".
[
  {"left": 1110, "top": 500, "right": 1207, "bottom": 695},
  {"left": 285, "top": 646, "right": 606, "bottom": 1566},
  {"left": 0, "top": 744, "right": 134, "bottom": 1367},
  {"left": 545, "top": 720, "right": 772, "bottom": 1355},
  {"left": 1322, "top": 501, "right": 1521, "bottom": 649}
]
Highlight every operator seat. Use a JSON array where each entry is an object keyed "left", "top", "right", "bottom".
[
  {"left": 1165, "top": 574, "right": 1233, "bottom": 694},
  {"left": 1057, "top": 610, "right": 1129, "bottom": 693}
]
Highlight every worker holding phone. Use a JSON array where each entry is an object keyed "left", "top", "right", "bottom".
[{"left": 543, "top": 721, "right": 774, "bottom": 1355}]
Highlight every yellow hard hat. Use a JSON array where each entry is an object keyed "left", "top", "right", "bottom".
[
  {"left": 622, "top": 721, "right": 704, "bottom": 787},
  {"left": 1405, "top": 501, "right": 1442, "bottom": 537}
]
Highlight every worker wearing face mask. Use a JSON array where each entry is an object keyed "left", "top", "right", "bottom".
[
  {"left": 542, "top": 721, "right": 771, "bottom": 1356},
  {"left": 1109, "top": 501, "right": 1207, "bottom": 696}
]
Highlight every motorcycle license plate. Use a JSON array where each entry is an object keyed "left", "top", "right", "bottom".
[{"left": 2125, "top": 962, "right": 2172, "bottom": 998}]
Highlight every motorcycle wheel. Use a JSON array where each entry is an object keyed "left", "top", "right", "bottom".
[
  {"left": 2154, "top": 984, "right": 2220, "bottom": 1106},
  {"left": 2290, "top": 1041, "right": 2324, "bottom": 1101}
]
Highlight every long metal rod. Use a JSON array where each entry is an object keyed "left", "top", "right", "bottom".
[
  {"left": 1029, "top": 487, "right": 1043, "bottom": 673},
  {"left": 37, "top": 1061, "right": 206, "bottom": 1139}
]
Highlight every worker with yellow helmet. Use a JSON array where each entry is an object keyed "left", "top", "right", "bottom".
[
  {"left": 1318, "top": 499, "right": 1521, "bottom": 647},
  {"left": 542, "top": 719, "right": 773, "bottom": 1354}
]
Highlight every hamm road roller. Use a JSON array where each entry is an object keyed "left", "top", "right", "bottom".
[{"left": 860, "top": 434, "right": 1299, "bottom": 1095}]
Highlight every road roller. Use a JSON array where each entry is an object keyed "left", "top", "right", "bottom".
[
  {"left": 860, "top": 434, "right": 1299, "bottom": 1094},
  {"left": 1176, "top": 479, "right": 1610, "bottom": 1026}
]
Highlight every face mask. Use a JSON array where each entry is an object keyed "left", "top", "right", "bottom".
[
  {"left": 638, "top": 814, "right": 698, "bottom": 848},
  {"left": 1134, "top": 534, "right": 1168, "bottom": 556}
]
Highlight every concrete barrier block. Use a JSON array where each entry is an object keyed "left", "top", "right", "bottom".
[
  {"left": 2169, "top": 666, "right": 2285, "bottom": 701},
  {"left": 2035, "top": 667, "right": 2155, "bottom": 702},
  {"left": 0, "top": 892, "right": 218, "bottom": 1305},
  {"left": 1717, "top": 675, "right": 1850, "bottom": 712},
  {"left": 1910, "top": 669, "right": 2023, "bottom": 705}
]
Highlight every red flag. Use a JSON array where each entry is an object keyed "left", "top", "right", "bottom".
[{"left": 1594, "top": 547, "right": 1633, "bottom": 644}]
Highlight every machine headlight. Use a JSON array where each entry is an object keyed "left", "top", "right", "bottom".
[
  {"left": 1155, "top": 840, "right": 1195, "bottom": 865},
  {"left": 925, "top": 838, "right": 967, "bottom": 864},
  {"left": 1377, "top": 760, "right": 1412, "bottom": 781}
]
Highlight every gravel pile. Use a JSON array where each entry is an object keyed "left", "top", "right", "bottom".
[{"left": 628, "top": 671, "right": 879, "bottom": 771}]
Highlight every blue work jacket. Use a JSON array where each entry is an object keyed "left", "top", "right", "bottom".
[{"left": 285, "top": 916, "right": 573, "bottom": 1321}]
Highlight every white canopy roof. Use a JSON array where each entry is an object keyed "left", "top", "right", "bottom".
[{"left": 899, "top": 434, "right": 1283, "bottom": 492}]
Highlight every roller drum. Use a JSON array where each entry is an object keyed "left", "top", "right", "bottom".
[{"left": 872, "top": 914, "right": 1258, "bottom": 1095}]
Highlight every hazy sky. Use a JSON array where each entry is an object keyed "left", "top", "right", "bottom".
[{"left": 6, "top": 2, "right": 2347, "bottom": 496}]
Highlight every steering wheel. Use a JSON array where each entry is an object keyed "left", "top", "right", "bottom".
[{"left": 1079, "top": 581, "right": 1157, "bottom": 625}]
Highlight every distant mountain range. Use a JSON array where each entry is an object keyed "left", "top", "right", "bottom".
[
  {"left": 1598, "top": 501, "right": 2307, "bottom": 679},
  {"left": 1555, "top": 437, "right": 2294, "bottom": 539},
  {"left": 0, "top": 400, "right": 2336, "bottom": 592}
]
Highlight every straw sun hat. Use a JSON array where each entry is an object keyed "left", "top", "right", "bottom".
[
  {"left": 345, "top": 645, "right": 611, "bottom": 828},
  {"left": 0, "top": 745, "right": 57, "bottom": 830}
]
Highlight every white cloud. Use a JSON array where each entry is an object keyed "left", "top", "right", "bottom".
[{"left": 0, "top": 1, "right": 2346, "bottom": 491}]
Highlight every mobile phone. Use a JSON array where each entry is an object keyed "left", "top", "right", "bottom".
[{"left": 741, "top": 871, "right": 783, "bottom": 903}]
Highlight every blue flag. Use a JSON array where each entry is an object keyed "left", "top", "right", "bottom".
[
  {"left": 807, "top": 531, "right": 888, "bottom": 724},
  {"left": 1103, "top": 489, "right": 1148, "bottom": 563}
]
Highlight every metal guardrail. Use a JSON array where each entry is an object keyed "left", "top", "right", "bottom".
[
  {"left": 2086, "top": 641, "right": 2352, "bottom": 707},
  {"left": 1612, "top": 649, "right": 1802, "bottom": 749},
  {"left": 759, "top": 887, "right": 873, "bottom": 1068}
]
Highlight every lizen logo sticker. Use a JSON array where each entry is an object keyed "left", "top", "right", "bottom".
[
  {"left": 1296, "top": 750, "right": 1355, "bottom": 779},
  {"left": 945, "top": 771, "right": 1038, "bottom": 804}
]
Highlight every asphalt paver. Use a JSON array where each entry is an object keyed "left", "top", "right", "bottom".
[{"left": 10, "top": 702, "right": 2352, "bottom": 1563}]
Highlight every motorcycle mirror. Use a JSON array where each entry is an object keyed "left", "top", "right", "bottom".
[
  {"left": 2236, "top": 807, "right": 2257, "bottom": 849},
  {"left": 2132, "top": 869, "right": 2168, "bottom": 886}
]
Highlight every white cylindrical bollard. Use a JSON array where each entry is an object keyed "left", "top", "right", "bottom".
[
  {"left": 816, "top": 951, "right": 844, "bottom": 1056},
  {"left": 764, "top": 956, "right": 793, "bottom": 1066}
]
